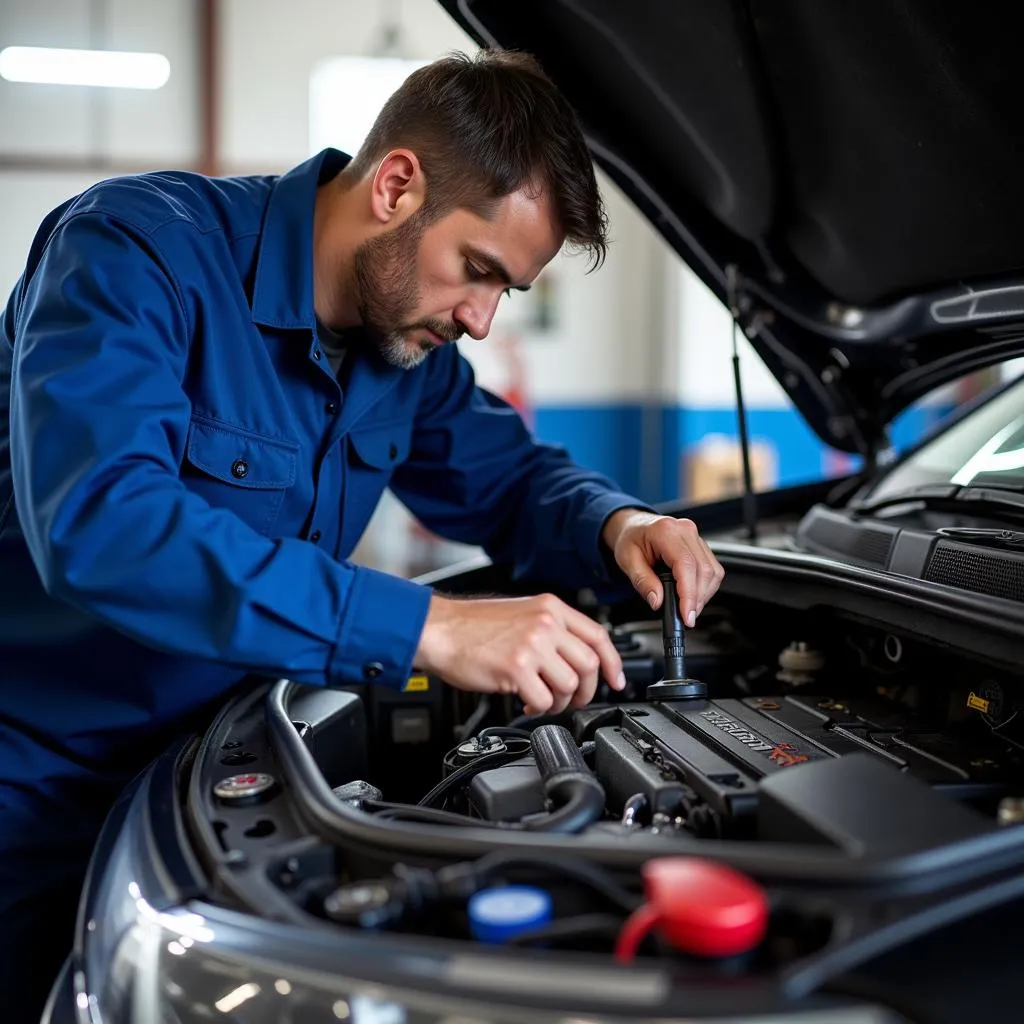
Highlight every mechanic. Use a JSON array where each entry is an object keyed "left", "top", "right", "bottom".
[{"left": 0, "top": 49, "right": 723, "bottom": 1016}]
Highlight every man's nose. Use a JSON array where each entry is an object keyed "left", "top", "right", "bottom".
[{"left": 454, "top": 291, "right": 501, "bottom": 341}]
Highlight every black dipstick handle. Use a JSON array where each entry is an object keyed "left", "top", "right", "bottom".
[
  {"left": 657, "top": 562, "right": 687, "bottom": 682},
  {"left": 646, "top": 561, "right": 707, "bottom": 702}
]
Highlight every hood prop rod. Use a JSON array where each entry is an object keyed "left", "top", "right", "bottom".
[{"left": 726, "top": 265, "right": 759, "bottom": 542}]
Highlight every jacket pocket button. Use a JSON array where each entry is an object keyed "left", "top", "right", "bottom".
[
  {"left": 363, "top": 661, "right": 384, "bottom": 680},
  {"left": 231, "top": 459, "right": 249, "bottom": 479}
]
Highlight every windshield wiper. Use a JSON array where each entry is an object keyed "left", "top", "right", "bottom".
[{"left": 851, "top": 483, "right": 1024, "bottom": 520}]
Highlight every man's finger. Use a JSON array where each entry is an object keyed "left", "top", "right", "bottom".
[
  {"left": 617, "top": 548, "right": 663, "bottom": 612},
  {"left": 674, "top": 547, "right": 699, "bottom": 628},
  {"left": 556, "top": 633, "right": 602, "bottom": 708},
  {"left": 514, "top": 668, "right": 555, "bottom": 717},
  {"left": 540, "top": 651, "right": 580, "bottom": 699},
  {"left": 538, "top": 662, "right": 577, "bottom": 716},
  {"left": 564, "top": 607, "right": 625, "bottom": 691}
]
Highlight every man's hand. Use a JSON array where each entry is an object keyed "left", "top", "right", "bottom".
[
  {"left": 415, "top": 593, "right": 626, "bottom": 716},
  {"left": 603, "top": 509, "right": 724, "bottom": 626}
]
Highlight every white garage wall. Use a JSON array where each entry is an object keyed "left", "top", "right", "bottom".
[
  {"left": 220, "top": 0, "right": 465, "bottom": 170},
  {"left": 0, "top": 0, "right": 199, "bottom": 296},
  {"left": 0, "top": 170, "right": 106, "bottom": 296}
]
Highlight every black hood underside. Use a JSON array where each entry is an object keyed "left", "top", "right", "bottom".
[{"left": 440, "top": 0, "right": 1024, "bottom": 454}]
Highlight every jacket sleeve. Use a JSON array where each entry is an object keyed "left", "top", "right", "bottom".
[
  {"left": 391, "top": 345, "right": 651, "bottom": 591},
  {"left": 10, "top": 212, "right": 429, "bottom": 689}
]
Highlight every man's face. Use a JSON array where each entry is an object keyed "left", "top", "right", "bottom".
[{"left": 352, "top": 187, "right": 563, "bottom": 369}]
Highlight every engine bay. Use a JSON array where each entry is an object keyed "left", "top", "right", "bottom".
[
  {"left": 189, "top": 572, "right": 1024, "bottom": 988},
  {"left": 345, "top": 590, "right": 1024, "bottom": 845}
]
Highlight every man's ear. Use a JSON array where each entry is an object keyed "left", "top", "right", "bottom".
[{"left": 369, "top": 149, "right": 426, "bottom": 226}]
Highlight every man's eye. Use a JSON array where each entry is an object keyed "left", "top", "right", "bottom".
[{"left": 466, "top": 262, "right": 512, "bottom": 299}]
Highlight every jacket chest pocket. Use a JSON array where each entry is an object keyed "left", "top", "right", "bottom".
[
  {"left": 181, "top": 416, "right": 299, "bottom": 537},
  {"left": 343, "top": 420, "right": 412, "bottom": 539}
]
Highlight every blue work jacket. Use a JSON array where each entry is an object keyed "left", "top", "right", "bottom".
[{"left": 0, "top": 149, "right": 641, "bottom": 861}]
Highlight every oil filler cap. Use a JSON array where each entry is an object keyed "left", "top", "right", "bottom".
[
  {"left": 468, "top": 885, "right": 552, "bottom": 944},
  {"left": 643, "top": 857, "right": 768, "bottom": 957}
]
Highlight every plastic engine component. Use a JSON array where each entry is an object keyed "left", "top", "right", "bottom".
[
  {"left": 468, "top": 758, "right": 546, "bottom": 822},
  {"left": 757, "top": 753, "right": 992, "bottom": 854},
  {"left": 288, "top": 687, "right": 368, "bottom": 788},
  {"left": 468, "top": 885, "right": 553, "bottom": 944},
  {"left": 595, "top": 726, "right": 688, "bottom": 817},
  {"left": 643, "top": 857, "right": 769, "bottom": 957}
]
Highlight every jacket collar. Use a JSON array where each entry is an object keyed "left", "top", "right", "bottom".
[{"left": 250, "top": 148, "right": 350, "bottom": 330}]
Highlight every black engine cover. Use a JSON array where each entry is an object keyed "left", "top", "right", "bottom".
[{"left": 599, "top": 694, "right": 1005, "bottom": 840}]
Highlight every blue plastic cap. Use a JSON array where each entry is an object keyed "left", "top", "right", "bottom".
[{"left": 468, "top": 885, "right": 553, "bottom": 944}]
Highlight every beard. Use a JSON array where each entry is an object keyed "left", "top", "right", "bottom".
[{"left": 351, "top": 213, "right": 462, "bottom": 370}]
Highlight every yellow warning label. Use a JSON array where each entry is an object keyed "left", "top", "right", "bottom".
[
  {"left": 403, "top": 674, "right": 430, "bottom": 693},
  {"left": 967, "top": 691, "right": 991, "bottom": 714}
]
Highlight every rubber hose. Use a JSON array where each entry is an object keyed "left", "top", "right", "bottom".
[{"left": 527, "top": 725, "right": 605, "bottom": 834}]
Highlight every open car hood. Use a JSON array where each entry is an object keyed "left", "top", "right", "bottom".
[{"left": 439, "top": 0, "right": 1024, "bottom": 456}]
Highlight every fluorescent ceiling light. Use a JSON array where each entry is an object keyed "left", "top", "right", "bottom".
[{"left": 0, "top": 46, "right": 170, "bottom": 89}]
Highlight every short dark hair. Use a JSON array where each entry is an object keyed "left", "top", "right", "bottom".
[{"left": 348, "top": 49, "right": 608, "bottom": 270}]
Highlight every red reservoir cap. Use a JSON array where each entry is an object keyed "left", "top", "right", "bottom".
[{"left": 642, "top": 857, "right": 769, "bottom": 957}]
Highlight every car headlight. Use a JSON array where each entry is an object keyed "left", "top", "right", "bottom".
[
  {"left": 84, "top": 895, "right": 411, "bottom": 1023},
  {"left": 75, "top": 789, "right": 416, "bottom": 1023}
]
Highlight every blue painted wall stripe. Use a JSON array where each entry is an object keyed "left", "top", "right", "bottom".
[
  {"left": 532, "top": 405, "right": 647, "bottom": 499},
  {"left": 532, "top": 403, "right": 953, "bottom": 505}
]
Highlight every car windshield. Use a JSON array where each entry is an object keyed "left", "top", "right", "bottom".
[{"left": 866, "top": 374, "right": 1024, "bottom": 500}]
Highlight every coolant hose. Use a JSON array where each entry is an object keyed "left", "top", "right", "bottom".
[{"left": 525, "top": 724, "right": 605, "bottom": 833}]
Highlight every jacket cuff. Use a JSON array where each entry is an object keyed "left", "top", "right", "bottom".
[{"left": 330, "top": 566, "right": 432, "bottom": 689}]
